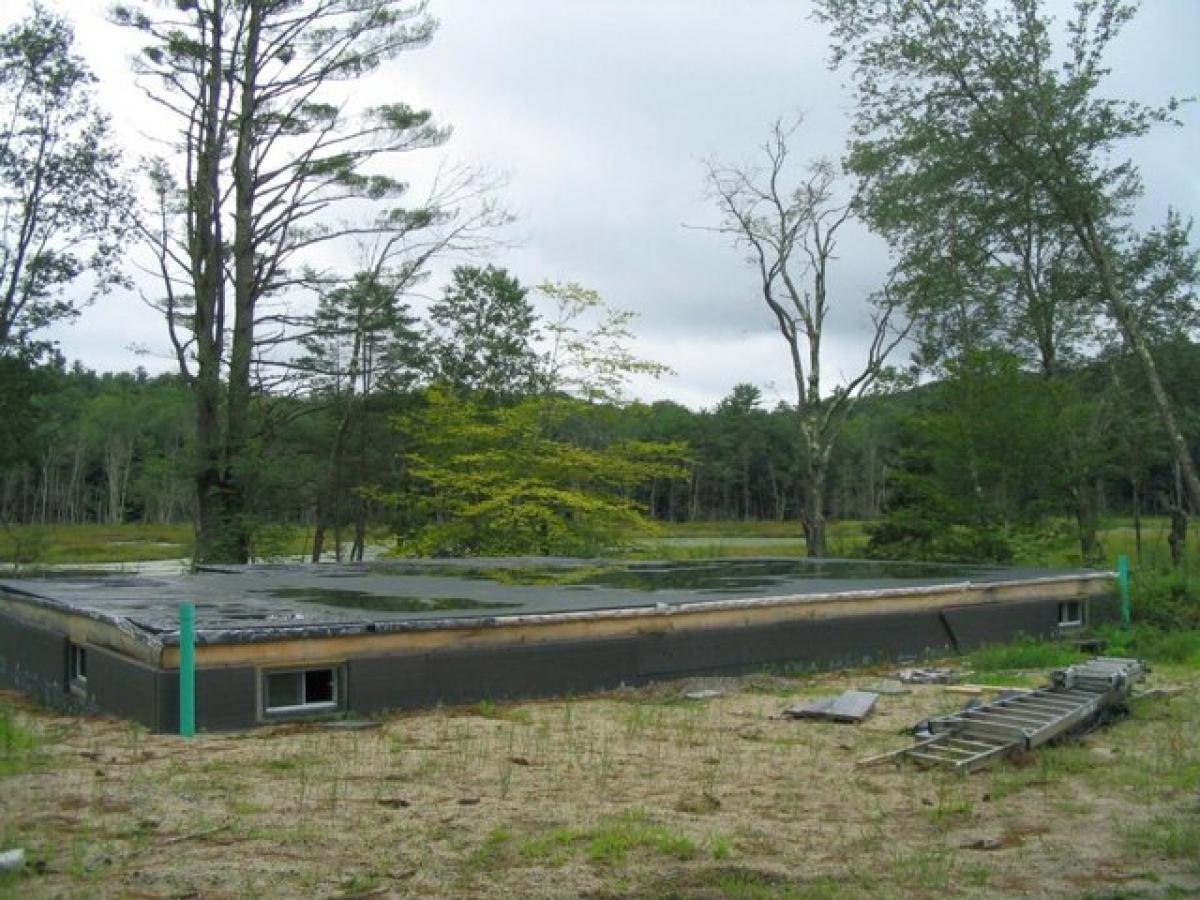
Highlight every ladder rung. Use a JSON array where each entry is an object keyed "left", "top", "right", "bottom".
[
  {"left": 1026, "top": 692, "right": 1085, "bottom": 706},
  {"left": 962, "top": 711, "right": 1051, "bottom": 728},
  {"left": 1008, "top": 696, "right": 1084, "bottom": 710},
  {"left": 974, "top": 710, "right": 1060, "bottom": 724},
  {"left": 946, "top": 738, "right": 1007, "bottom": 751},
  {"left": 1006, "top": 699, "right": 1081, "bottom": 713},
  {"left": 936, "top": 744, "right": 981, "bottom": 756},
  {"left": 907, "top": 750, "right": 960, "bottom": 765},
  {"left": 941, "top": 717, "right": 1027, "bottom": 736},
  {"left": 950, "top": 739, "right": 1008, "bottom": 753}
]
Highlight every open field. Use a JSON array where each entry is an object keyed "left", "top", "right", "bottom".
[
  {"left": 4, "top": 516, "right": 1198, "bottom": 570},
  {"left": 0, "top": 524, "right": 395, "bottom": 569},
  {"left": 2, "top": 648, "right": 1198, "bottom": 899},
  {"left": 0, "top": 524, "right": 195, "bottom": 566}
]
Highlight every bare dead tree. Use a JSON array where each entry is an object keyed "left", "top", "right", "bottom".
[{"left": 702, "top": 117, "right": 909, "bottom": 556}]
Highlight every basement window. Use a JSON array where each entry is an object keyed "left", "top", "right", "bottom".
[
  {"left": 68, "top": 643, "right": 87, "bottom": 694},
  {"left": 263, "top": 667, "right": 339, "bottom": 715},
  {"left": 1058, "top": 600, "right": 1084, "bottom": 627}
]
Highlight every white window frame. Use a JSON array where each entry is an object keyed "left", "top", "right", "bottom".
[
  {"left": 262, "top": 666, "right": 340, "bottom": 716},
  {"left": 1057, "top": 600, "right": 1085, "bottom": 627},
  {"left": 68, "top": 643, "right": 88, "bottom": 694}
]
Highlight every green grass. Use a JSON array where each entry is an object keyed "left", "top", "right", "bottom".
[
  {"left": 516, "top": 826, "right": 577, "bottom": 866},
  {"left": 705, "top": 867, "right": 857, "bottom": 899},
  {"left": 1, "top": 514, "right": 1194, "bottom": 571},
  {"left": 965, "top": 635, "right": 1082, "bottom": 672},
  {"left": 585, "top": 811, "right": 699, "bottom": 864},
  {"left": 655, "top": 521, "right": 807, "bottom": 539},
  {"left": 1096, "top": 624, "right": 1200, "bottom": 666},
  {"left": 0, "top": 522, "right": 393, "bottom": 565},
  {"left": 631, "top": 541, "right": 810, "bottom": 560},
  {"left": 966, "top": 628, "right": 1200, "bottom": 676},
  {"left": 0, "top": 702, "right": 39, "bottom": 776},
  {"left": 0, "top": 523, "right": 195, "bottom": 564},
  {"left": 461, "top": 811, "right": 700, "bottom": 876},
  {"left": 648, "top": 515, "right": 1200, "bottom": 567},
  {"left": 647, "top": 520, "right": 869, "bottom": 558},
  {"left": 1123, "top": 815, "right": 1200, "bottom": 867}
]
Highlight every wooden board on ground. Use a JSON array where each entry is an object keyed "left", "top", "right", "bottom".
[{"left": 783, "top": 690, "right": 879, "bottom": 723}]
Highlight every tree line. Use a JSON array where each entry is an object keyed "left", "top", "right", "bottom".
[{"left": 2, "top": 332, "right": 1197, "bottom": 565}]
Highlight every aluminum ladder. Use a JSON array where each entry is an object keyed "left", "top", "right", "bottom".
[{"left": 859, "top": 657, "right": 1147, "bottom": 772}]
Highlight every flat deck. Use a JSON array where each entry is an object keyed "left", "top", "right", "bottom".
[{"left": 0, "top": 557, "right": 1105, "bottom": 644}]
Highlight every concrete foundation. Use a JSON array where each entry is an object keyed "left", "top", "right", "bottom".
[{"left": 0, "top": 558, "right": 1117, "bottom": 731}]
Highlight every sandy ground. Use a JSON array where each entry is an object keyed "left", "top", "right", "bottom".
[{"left": 1, "top": 663, "right": 1197, "bottom": 899}]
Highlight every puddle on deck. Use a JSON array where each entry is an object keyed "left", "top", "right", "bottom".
[
  {"left": 257, "top": 587, "right": 518, "bottom": 613},
  {"left": 359, "top": 558, "right": 1004, "bottom": 594}
]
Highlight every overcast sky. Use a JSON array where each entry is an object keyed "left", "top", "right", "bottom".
[{"left": 6, "top": 0, "right": 1199, "bottom": 409}]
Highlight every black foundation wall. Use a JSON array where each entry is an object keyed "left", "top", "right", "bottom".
[
  {"left": 156, "top": 667, "right": 259, "bottom": 734},
  {"left": 1088, "top": 592, "right": 1120, "bottom": 626},
  {"left": 331, "top": 594, "right": 1100, "bottom": 723},
  {"left": 4, "top": 590, "right": 1116, "bottom": 731},
  {"left": 86, "top": 647, "right": 161, "bottom": 729},
  {"left": 0, "top": 611, "right": 160, "bottom": 724},
  {"left": 348, "top": 637, "right": 644, "bottom": 715},
  {"left": 0, "top": 609, "right": 78, "bottom": 711}
]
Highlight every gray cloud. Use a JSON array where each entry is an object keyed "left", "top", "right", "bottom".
[{"left": 6, "top": 0, "right": 1196, "bottom": 408}]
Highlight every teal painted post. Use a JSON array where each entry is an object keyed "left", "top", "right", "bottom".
[
  {"left": 1117, "top": 554, "right": 1131, "bottom": 629},
  {"left": 179, "top": 603, "right": 196, "bottom": 737}
]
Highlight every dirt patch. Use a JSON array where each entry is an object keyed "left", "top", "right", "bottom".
[{"left": 1, "top": 663, "right": 1198, "bottom": 898}]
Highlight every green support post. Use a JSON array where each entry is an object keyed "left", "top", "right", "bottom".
[
  {"left": 179, "top": 603, "right": 195, "bottom": 738},
  {"left": 1117, "top": 553, "right": 1131, "bottom": 629}
]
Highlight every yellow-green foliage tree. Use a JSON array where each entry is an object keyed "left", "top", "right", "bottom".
[{"left": 385, "top": 388, "right": 687, "bottom": 557}]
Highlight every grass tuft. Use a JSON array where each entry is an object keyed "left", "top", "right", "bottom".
[
  {"left": 585, "top": 810, "right": 699, "bottom": 864},
  {"left": 966, "top": 635, "right": 1080, "bottom": 672},
  {"left": 0, "top": 702, "right": 39, "bottom": 776},
  {"left": 1123, "top": 815, "right": 1200, "bottom": 867}
]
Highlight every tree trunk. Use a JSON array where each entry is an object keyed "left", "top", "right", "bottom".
[
  {"left": 742, "top": 454, "right": 751, "bottom": 521},
  {"left": 105, "top": 437, "right": 133, "bottom": 526},
  {"left": 1168, "top": 509, "right": 1187, "bottom": 568},
  {"left": 1168, "top": 461, "right": 1188, "bottom": 568},
  {"left": 311, "top": 505, "right": 327, "bottom": 563},
  {"left": 217, "top": 1, "right": 264, "bottom": 566},
  {"left": 803, "top": 451, "right": 828, "bottom": 557},
  {"left": 352, "top": 510, "right": 367, "bottom": 562},
  {"left": 189, "top": 0, "right": 234, "bottom": 566},
  {"left": 1131, "top": 477, "right": 1142, "bottom": 563},
  {"left": 1073, "top": 479, "right": 1101, "bottom": 565}
]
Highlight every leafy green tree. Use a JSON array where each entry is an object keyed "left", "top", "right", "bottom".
[
  {"left": 0, "top": 5, "right": 130, "bottom": 357},
  {"left": 82, "top": 379, "right": 143, "bottom": 524},
  {"left": 428, "top": 265, "right": 540, "bottom": 397},
  {"left": 866, "top": 351, "right": 1063, "bottom": 562},
  {"left": 713, "top": 384, "right": 767, "bottom": 521},
  {"left": 1121, "top": 210, "right": 1200, "bottom": 344},
  {"left": 0, "top": 356, "right": 49, "bottom": 477},
  {"left": 126, "top": 375, "right": 193, "bottom": 525},
  {"left": 815, "top": 0, "right": 1200, "bottom": 514},
  {"left": 384, "top": 388, "right": 686, "bottom": 556},
  {"left": 298, "top": 266, "right": 424, "bottom": 561},
  {"left": 117, "top": 0, "right": 447, "bottom": 562}
]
